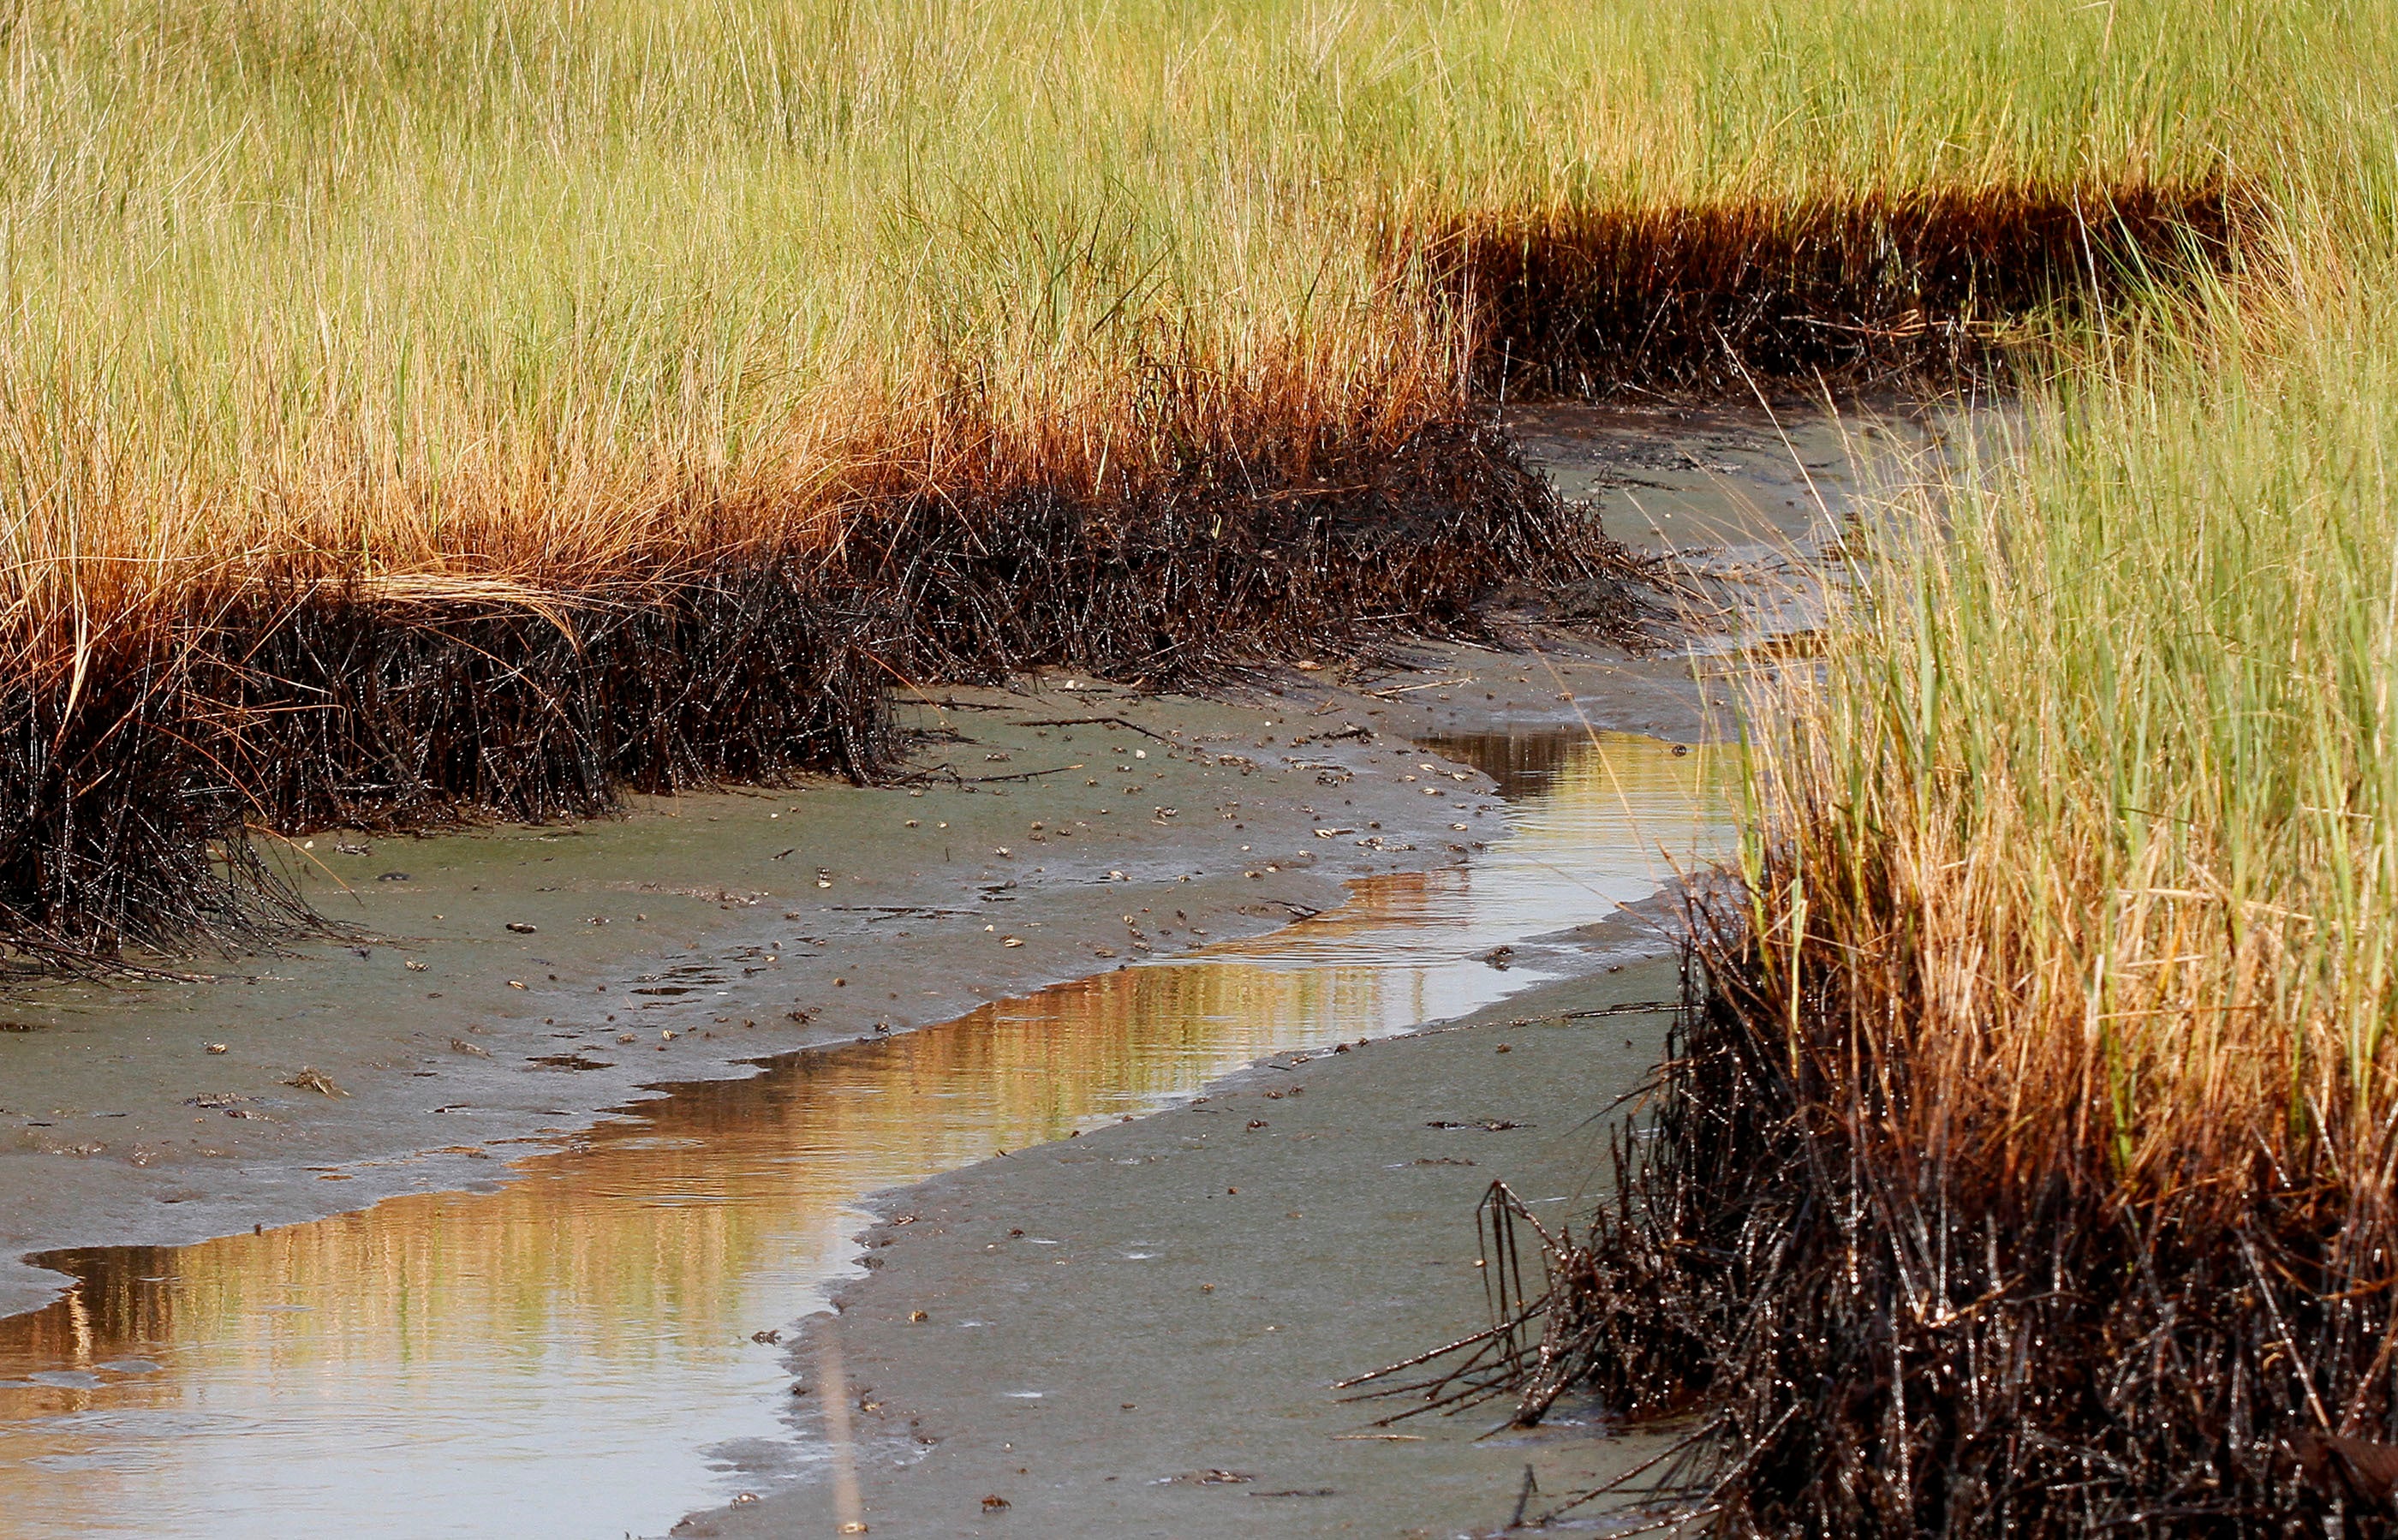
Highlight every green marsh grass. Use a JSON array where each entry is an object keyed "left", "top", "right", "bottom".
[
  {"left": 1760, "top": 302, "right": 2398, "bottom": 1212},
  {"left": 0, "top": 0, "right": 2340, "bottom": 654}
]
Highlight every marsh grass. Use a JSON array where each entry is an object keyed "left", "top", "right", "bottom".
[
  {"left": 0, "top": 0, "right": 2320, "bottom": 639},
  {"left": 1762, "top": 296, "right": 2398, "bottom": 1216},
  {"left": 0, "top": 0, "right": 2301, "bottom": 951},
  {"left": 1645, "top": 294, "right": 2398, "bottom": 1527}
]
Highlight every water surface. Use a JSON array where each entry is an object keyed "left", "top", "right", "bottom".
[{"left": 0, "top": 731, "right": 1727, "bottom": 1537}]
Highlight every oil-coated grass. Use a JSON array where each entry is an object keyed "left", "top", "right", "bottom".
[
  {"left": 0, "top": 415, "right": 1624, "bottom": 957},
  {"left": 1383, "top": 277, "right": 2398, "bottom": 1532},
  {"left": 2, "top": 0, "right": 2300, "bottom": 952}
]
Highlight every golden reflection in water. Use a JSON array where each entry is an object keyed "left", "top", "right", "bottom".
[{"left": 0, "top": 731, "right": 1727, "bottom": 1540}]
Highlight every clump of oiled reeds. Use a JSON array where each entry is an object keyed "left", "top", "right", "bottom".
[
  {"left": 1362, "top": 964, "right": 2398, "bottom": 1532},
  {"left": 0, "top": 400, "right": 1636, "bottom": 964},
  {"left": 1434, "top": 182, "right": 2247, "bottom": 397},
  {"left": 1369, "top": 245, "right": 2398, "bottom": 1532}
]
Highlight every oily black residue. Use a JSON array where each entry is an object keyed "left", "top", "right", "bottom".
[
  {"left": 0, "top": 420, "right": 1631, "bottom": 963},
  {"left": 1440, "top": 180, "right": 2246, "bottom": 397},
  {"left": 1363, "top": 930, "right": 2396, "bottom": 1537}
]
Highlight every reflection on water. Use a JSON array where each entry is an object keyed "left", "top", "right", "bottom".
[
  {"left": 1418, "top": 728, "right": 1623, "bottom": 803},
  {"left": 0, "top": 731, "right": 1728, "bottom": 1540}
]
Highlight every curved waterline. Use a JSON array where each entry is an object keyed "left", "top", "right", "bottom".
[{"left": 0, "top": 730, "right": 1727, "bottom": 1539}]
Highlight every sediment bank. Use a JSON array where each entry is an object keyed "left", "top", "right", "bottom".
[
  {"left": 0, "top": 681, "right": 1733, "bottom": 1537},
  {"left": 682, "top": 944, "right": 1692, "bottom": 1540},
  {"left": 0, "top": 636, "right": 1722, "bottom": 1324}
]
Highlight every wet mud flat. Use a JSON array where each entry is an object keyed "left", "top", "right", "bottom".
[
  {"left": 0, "top": 722, "right": 1725, "bottom": 1538},
  {"left": 0, "top": 674, "right": 1514, "bottom": 1321},
  {"left": 689, "top": 946, "right": 1691, "bottom": 1540},
  {"left": 672, "top": 399, "right": 1971, "bottom": 1539},
  {"left": 0, "top": 715, "right": 1727, "bottom": 1537}
]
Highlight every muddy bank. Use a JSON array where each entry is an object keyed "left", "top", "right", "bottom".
[
  {"left": 0, "top": 719, "right": 1726, "bottom": 1538},
  {"left": 683, "top": 940, "right": 1688, "bottom": 1540},
  {"left": 0, "top": 651, "right": 1715, "bottom": 1322},
  {"left": 662, "top": 400, "right": 1969, "bottom": 1537}
]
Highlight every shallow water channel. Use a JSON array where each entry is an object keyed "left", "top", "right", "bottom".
[{"left": 0, "top": 728, "right": 1728, "bottom": 1537}]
